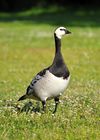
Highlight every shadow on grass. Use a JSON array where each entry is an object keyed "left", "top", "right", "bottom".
[
  {"left": 1, "top": 99, "right": 41, "bottom": 114},
  {"left": 0, "top": 6, "right": 100, "bottom": 27}
]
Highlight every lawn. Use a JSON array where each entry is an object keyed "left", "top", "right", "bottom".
[{"left": 0, "top": 7, "right": 100, "bottom": 140}]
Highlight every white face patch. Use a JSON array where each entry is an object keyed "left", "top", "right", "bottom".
[{"left": 55, "top": 27, "right": 66, "bottom": 39}]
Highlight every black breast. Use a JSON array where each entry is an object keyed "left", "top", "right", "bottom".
[{"left": 49, "top": 57, "right": 70, "bottom": 79}]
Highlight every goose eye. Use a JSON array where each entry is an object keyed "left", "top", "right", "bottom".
[{"left": 60, "top": 29, "right": 64, "bottom": 31}]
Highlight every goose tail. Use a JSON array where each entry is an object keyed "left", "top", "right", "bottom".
[{"left": 18, "top": 94, "right": 27, "bottom": 101}]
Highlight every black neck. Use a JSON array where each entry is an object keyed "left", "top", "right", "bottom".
[
  {"left": 54, "top": 33, "right": 61, "bottom": 54},
  {"left": 52, "top": 33, "right": 64, "bottom": 65},
  {"left": 48, "top": 33, "right": 69, "bottom": 78}
]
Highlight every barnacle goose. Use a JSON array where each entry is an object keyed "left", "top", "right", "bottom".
[{"left": 18, "top": 27, "right": 71, "bottom": 113}]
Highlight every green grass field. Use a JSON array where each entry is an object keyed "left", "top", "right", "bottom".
[{"left": 0, "top": 7, "right": 100, "bottom": 140}]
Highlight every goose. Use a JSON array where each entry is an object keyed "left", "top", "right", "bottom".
[{"left": 18, "top": 27, "right": 71, "bottom": 113}]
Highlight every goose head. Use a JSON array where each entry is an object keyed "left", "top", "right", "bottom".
[{"left": 54, "top": 27, "right": 71, "bottom": 39}]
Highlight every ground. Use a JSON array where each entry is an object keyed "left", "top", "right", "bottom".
[{"left": 0, "top": 7, "right": 100, "bottom": 140}]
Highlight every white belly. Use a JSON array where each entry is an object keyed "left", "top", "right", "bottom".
[{"left": 34, "top": 70, "right": 70, "bottom": 101}]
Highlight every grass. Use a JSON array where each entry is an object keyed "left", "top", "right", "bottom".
[{"left": 0, "top": 7, "right": 100, "bottom": 140}]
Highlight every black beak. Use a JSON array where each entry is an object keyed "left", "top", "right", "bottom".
[{"left": 65, "top": 30, "right": 71, "bottom": 34}]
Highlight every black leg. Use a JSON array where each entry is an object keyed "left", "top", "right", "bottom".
[
  {"left": 53, "top": 97, "right": 59, "bottom": 114},
  {"left": 42, "top": 101, "right": 46, "bottom": 112}
]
